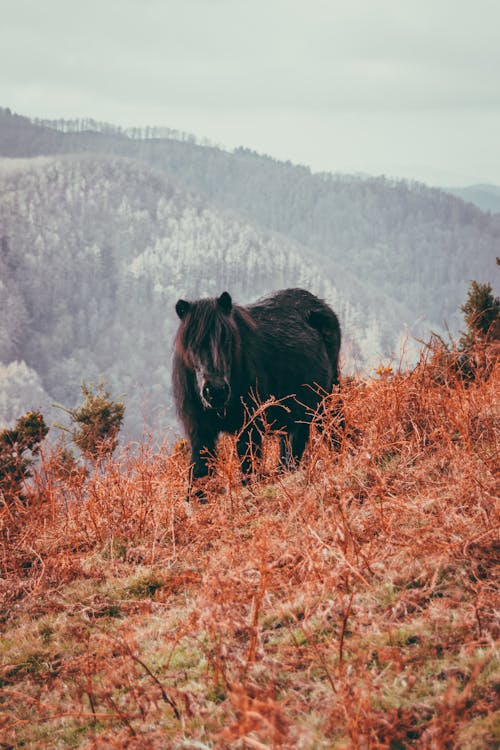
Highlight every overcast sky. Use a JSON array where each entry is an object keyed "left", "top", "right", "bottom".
[{"left": 2, "top": 0, "right": 500, "bottom": 186}]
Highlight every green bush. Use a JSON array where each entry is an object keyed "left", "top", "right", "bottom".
[
  {"left": 57, "top": 382, "right": 125, "bottom": 461},
  {"left": 459, "top": 280, "right": 500, "bottom": 349},
  {"left": 0, "top": 410, "right": 48, "bottom": 503}
]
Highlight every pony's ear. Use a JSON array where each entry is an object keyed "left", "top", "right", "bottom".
[
  {"left": 175, "top": 299, "right": 191, "bottom": 320},
  {"left": 217, "top": 291, "right": 232, "bottom": 315}
]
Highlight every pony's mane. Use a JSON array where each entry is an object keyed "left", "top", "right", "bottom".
[{"left": 175, "top": 298, "right": 241, "bottom": 367}]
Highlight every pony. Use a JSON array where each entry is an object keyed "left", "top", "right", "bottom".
[{"left": 172, "top": 288, "right": 341, "bottom": 497}]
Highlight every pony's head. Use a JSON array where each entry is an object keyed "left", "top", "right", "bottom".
[{"left": 175, "top": 292, "right": 238, "bottom": 412}]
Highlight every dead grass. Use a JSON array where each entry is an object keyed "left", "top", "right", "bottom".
[{"left": 0, "top": 353, "right": 499, "bottom": 749}]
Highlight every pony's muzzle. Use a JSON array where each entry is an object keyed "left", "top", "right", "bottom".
[{"left": 202, "top": 380, "right": 230, "bottom": 409}]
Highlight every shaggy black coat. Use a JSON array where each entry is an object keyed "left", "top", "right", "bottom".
[{"left": 172, "top": 288, "right": 341, "bottom": 486}]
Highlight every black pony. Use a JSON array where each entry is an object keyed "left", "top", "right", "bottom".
[{"left": 173, "top": 288, "right": 341, "bottom": 493}]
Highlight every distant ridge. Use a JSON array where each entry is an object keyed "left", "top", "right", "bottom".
[{"left": 444, "top": 184, "right": 500, "bottom": 214}]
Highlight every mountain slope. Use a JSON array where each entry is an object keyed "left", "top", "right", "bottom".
[
  {"left": 0, "top": 155, "right": 398, "bottom": 438},
  {"left": 1, "top": 108, "right": 498, "bottom": 334},
  {"left": 2, "top": 354, "right": 498, "bottom": 748}
]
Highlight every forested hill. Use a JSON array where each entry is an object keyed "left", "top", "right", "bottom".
[
  {"left": 1, "top": 108, "right": 499, "bottom": 332},
  {"left": 0, "top": 108, "right": 499, "bottom": 439},
  {"left": 0, "top": 155, "right": 397, "bottom": 439}
]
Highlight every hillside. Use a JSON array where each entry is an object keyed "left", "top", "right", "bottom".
[
  {"left": 445, "top": 185, "right": 500, "bottom": 215},
  {"left": 1, "top": 107, "right": 500, "bottom": 439},
  {"left": 1, "top": 107, "right": 499, "bottom": 332},
  {"left": 0, "top": 155, "right": 398, "bottom": 440},
  {"left": 1, "top": 354, "right": 498, "bottom": 748}
]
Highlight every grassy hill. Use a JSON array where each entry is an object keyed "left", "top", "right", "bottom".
[{"left": 1, "top": 349, "right": 498, "bottom": 749}]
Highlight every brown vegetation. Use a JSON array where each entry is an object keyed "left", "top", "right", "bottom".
[{"left": 0, "top": 348, "right": 498, "bottom": 748}]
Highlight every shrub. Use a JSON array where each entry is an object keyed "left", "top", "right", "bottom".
[
  {"left": 0, "top": 410, "right": 48, "bottom": 503},
  {"left": 56, "top": 381, "right": 125, "bottom": 461},
  {"left": 459, "top": 280, "right": 500, "bottom": 349}
]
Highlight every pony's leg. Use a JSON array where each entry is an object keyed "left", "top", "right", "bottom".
[
  {"left": 237, "top": 425, "right": 263, "bottom": 477},
  {"left": 279, "top": 423, "right": 309, "bottom": 469},
  {"left": 316, "top": 389, "right": 344, "bottom": 450},
  {"left": 290, "top": 422, "right": 309, "bottom": 464},
  {"left": 190, "top": 433, "right": 217, "bottom": 479},
  {"left": 279, "top": 434, "right": 291, "bottom": 468},
  {"left": 330, "top": 397, "right": 345, "bottom": 450},
  {"left": 187, "top": 430, "right": 217, "bottom": 503}
]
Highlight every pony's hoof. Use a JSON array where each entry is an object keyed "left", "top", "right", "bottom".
[{"left": 187, "top": 487, "right": 209, "bottom": 504}]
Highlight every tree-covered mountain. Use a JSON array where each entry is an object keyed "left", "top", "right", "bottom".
[
  {"left": 0, "top": 154, "right": 398, "bottom": 439},
  {"left": 1, "top": 107, "right": 498, "bottom": 331},
  {"left": 0, "top": 108, "right": 498, "bottom": 440}
]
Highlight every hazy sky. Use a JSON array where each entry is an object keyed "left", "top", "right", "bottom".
[{"left": 2, "top": 0, "right": 500, "bottom": 186}]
